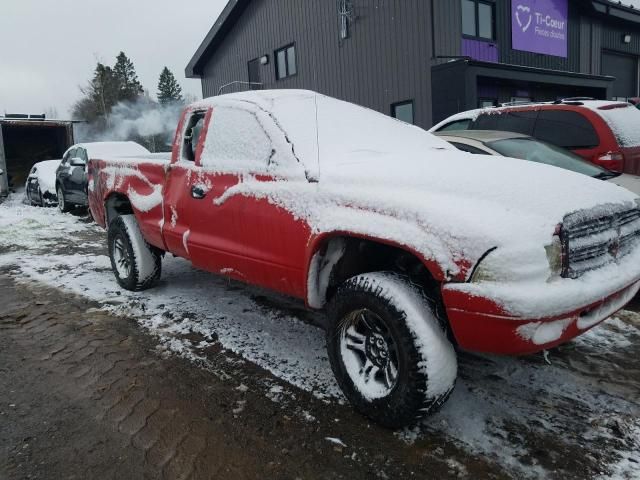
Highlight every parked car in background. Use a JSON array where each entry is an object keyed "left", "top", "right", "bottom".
[
  {"left": 25, "top": 159, "right": 62, "bottom": 207},
  {"left": 88, "top": 90, "right": 640, "bottom": 427},
  {"left": 430, "top": 99, "right": 640, "bottom": 174},
  {"left": 435, "top": 130, "right": 640, "bottom": 196},
  {"left": 56, "top": 142, "right": 150, "bottom": 212}
]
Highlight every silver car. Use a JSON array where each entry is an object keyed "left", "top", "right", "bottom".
[{"left": 435, "top": 130, "right": 640, "bottom": 196}]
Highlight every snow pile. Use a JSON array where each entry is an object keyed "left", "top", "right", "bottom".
[
  {"left": 27, "top": 159, "right": 61, "bottom": 196},
  {"left": 0, "top": 193, "right": 91, "bottom": 251}
]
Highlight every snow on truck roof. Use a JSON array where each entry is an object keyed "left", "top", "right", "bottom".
[{"left": 194, "top": 90, "right": 458, "bottom": 177}]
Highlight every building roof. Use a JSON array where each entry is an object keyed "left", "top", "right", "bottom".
[
  {"left": 186, "top": 0, "right": 250, "bottom": 78},
  {"left": 186, "top": 0, "right": 640, "bottom": 79}
]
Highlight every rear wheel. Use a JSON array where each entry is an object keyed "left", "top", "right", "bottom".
[
  {"left": 57, "top": 186, "right": 71, "bottom": 213},
  {"left": 108, "top": 215, "right": 162, "bottom": 291},
  {"left": 326, "top": 272, "right": 457, "bottom": 428}
]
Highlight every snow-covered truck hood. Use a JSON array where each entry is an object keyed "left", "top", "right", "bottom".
[{"left": 317, "top": 152, "right": 637, "bottom": 275}]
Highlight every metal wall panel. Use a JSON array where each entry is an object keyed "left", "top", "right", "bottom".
[
  {"left": 200, "top": 0, "right": 434, "bottom": 127},
  {"left": 432, "top": 0, "right": 462, "bottom": 64}
]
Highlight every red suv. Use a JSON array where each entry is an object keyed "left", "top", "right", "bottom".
[{"left": 430, "top": 99, "right": 640, "bottom": 174}]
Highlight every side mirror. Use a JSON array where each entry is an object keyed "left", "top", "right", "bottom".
[
  {"left": 0, "top": 169, "right": 4, "bottom": 175},
  {"left": 70, "top": 157, "right": 85, "bottom": 167}
]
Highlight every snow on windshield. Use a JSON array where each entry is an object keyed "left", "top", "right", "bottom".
[{"left": 594, "top": 105, "right": 640, "bottom": 147}]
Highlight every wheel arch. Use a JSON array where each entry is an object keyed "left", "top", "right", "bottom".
[
  {"left": 105, "top": 192, "right": 134, "bottom": 227},
  {"left": 304, "top": 232, "right": 452, "bottom": 311}
]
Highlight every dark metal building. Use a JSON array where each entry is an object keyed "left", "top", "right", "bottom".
[{"left": 187, "top": 0, "right": 640, "bottom": 129}]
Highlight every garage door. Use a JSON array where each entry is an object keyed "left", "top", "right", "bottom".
[{"left": 602, "top": 51, "right": 639, "bottom": 99}]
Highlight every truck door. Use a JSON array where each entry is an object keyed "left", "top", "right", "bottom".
[
  {"left": 180, "top": 104, "right": 311, "bottom": 298},
  {"left": 162, "top": 108, "right": 210, "bottom": 259}
]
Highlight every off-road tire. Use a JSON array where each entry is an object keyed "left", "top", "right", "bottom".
[
  {"left": 326, "top": 272, "right": 457, "bottom": 428},
  {"left": 108, "top": 215, "right": 162, "bottom": 291},
  {"left": 57, "top": 186, "right": 71, "bottom": 213}
]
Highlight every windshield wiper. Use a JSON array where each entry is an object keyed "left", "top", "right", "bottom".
[{"left": 594, "top": 171, "right": 621, "bottom": 180}]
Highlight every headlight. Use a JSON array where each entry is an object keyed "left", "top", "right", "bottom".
[
  {"left": 545, "top": 235, "right": 563, "bottom": 279},
  {"left": 470, "top": 237, "right": 561, "bottom": 284},
  {"left": 469, "top": 248, "right": 499, "bottom": 283}
]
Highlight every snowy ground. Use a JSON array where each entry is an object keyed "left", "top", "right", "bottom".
[{"left": 1, "top": 192, "right": 639, "bottom": 479}]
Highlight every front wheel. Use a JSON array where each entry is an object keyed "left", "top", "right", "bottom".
[
  {"left": 326, "top": 272, "right": 457, "bottom": 428},
  {"left": 108, "top": 215, "right": 162, "bottom": 291},
  {"left": 57, "top": 186, "right": 71, "bottom": 213}
]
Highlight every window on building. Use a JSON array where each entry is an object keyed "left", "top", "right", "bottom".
[
  {"left": 275, "top": 45, "right": 297, "bottom": 80},
  {"left": 392, "top": 101, "right": 415, "bottom": 124},
  {"left": 478, "top": 98, "right": 497, "bottom": 108},
  {"left": 461, "top": 0, "right": 494, "bottom": 40}
]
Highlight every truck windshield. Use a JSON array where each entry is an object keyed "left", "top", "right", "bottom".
[{"left": 487, "top": 137, "right": 613, "bottom": 178}]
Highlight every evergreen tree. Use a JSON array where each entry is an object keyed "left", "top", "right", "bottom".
[
  {"left": 72, "top": 63, "right": 120, "bottom": 123},
  {"left": 114, "top": 51, "right": 144, "bottom": 102},
  {"left": 157, "top": 67, "right": 183, "bottom": 105}
]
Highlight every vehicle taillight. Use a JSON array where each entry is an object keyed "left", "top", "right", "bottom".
[{"left": 594, "top": 151, "right": 624, "bottom": 172}]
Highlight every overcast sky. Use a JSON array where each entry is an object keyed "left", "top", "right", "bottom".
[
  {"left": 0, "top": 0, "right": 227, "bottom": 117},
  {"left": 2, "top": 1, "right": 639, "bottom": 118}
]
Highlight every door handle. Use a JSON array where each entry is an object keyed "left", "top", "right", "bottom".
[{"left": 191, "top": 185, "right": 207, "bottom": 199}]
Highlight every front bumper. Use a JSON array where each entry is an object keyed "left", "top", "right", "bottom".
[{"left": 442, "top": 279, "right": 640, "bottom": 355}]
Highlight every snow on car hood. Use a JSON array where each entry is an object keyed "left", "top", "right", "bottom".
[
  {"left": 63, "top": 141, "right": 150, "bottom": 160},
  {"left": 322, "top": 152, "right": 636, "bottom": 267}
]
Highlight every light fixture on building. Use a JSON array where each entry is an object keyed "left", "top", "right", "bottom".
[
  {"left": 623, "top": 34, "right": 632, "bottom": 44},
  {"left": 260, "top": 55, "right": 269, "bottom": 65}
]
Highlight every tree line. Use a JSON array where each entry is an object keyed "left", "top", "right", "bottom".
[{"left": 72, "top": 52, "right": 186, "bottom": 151}]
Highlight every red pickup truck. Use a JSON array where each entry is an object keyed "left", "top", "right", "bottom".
[{"left": 88, "top": 90, "right": 640, "bottom": 427}]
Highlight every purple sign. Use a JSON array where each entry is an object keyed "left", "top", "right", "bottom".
[{"left": 512, "top": 0, "right": 568, "bottom": 58}]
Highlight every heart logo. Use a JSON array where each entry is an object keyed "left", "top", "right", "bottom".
[{"left": 516, "top": 4, "right": 532, "bottom": 33}]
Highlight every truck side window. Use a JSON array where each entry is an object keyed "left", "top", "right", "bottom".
[
  {"left": 201, "top": 107, "right": 272, "bottom": 172},
  {"left": 182, "top": 112, "right": 207, "bottom": 162}
]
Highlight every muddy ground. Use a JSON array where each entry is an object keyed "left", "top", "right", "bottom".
[{"left": 1, "top": 197, "right": 639, "bottom": 479}]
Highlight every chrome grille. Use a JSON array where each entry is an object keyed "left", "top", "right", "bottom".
[{"left": 561, "top": 205, "right": 640, "bottom": 279}]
